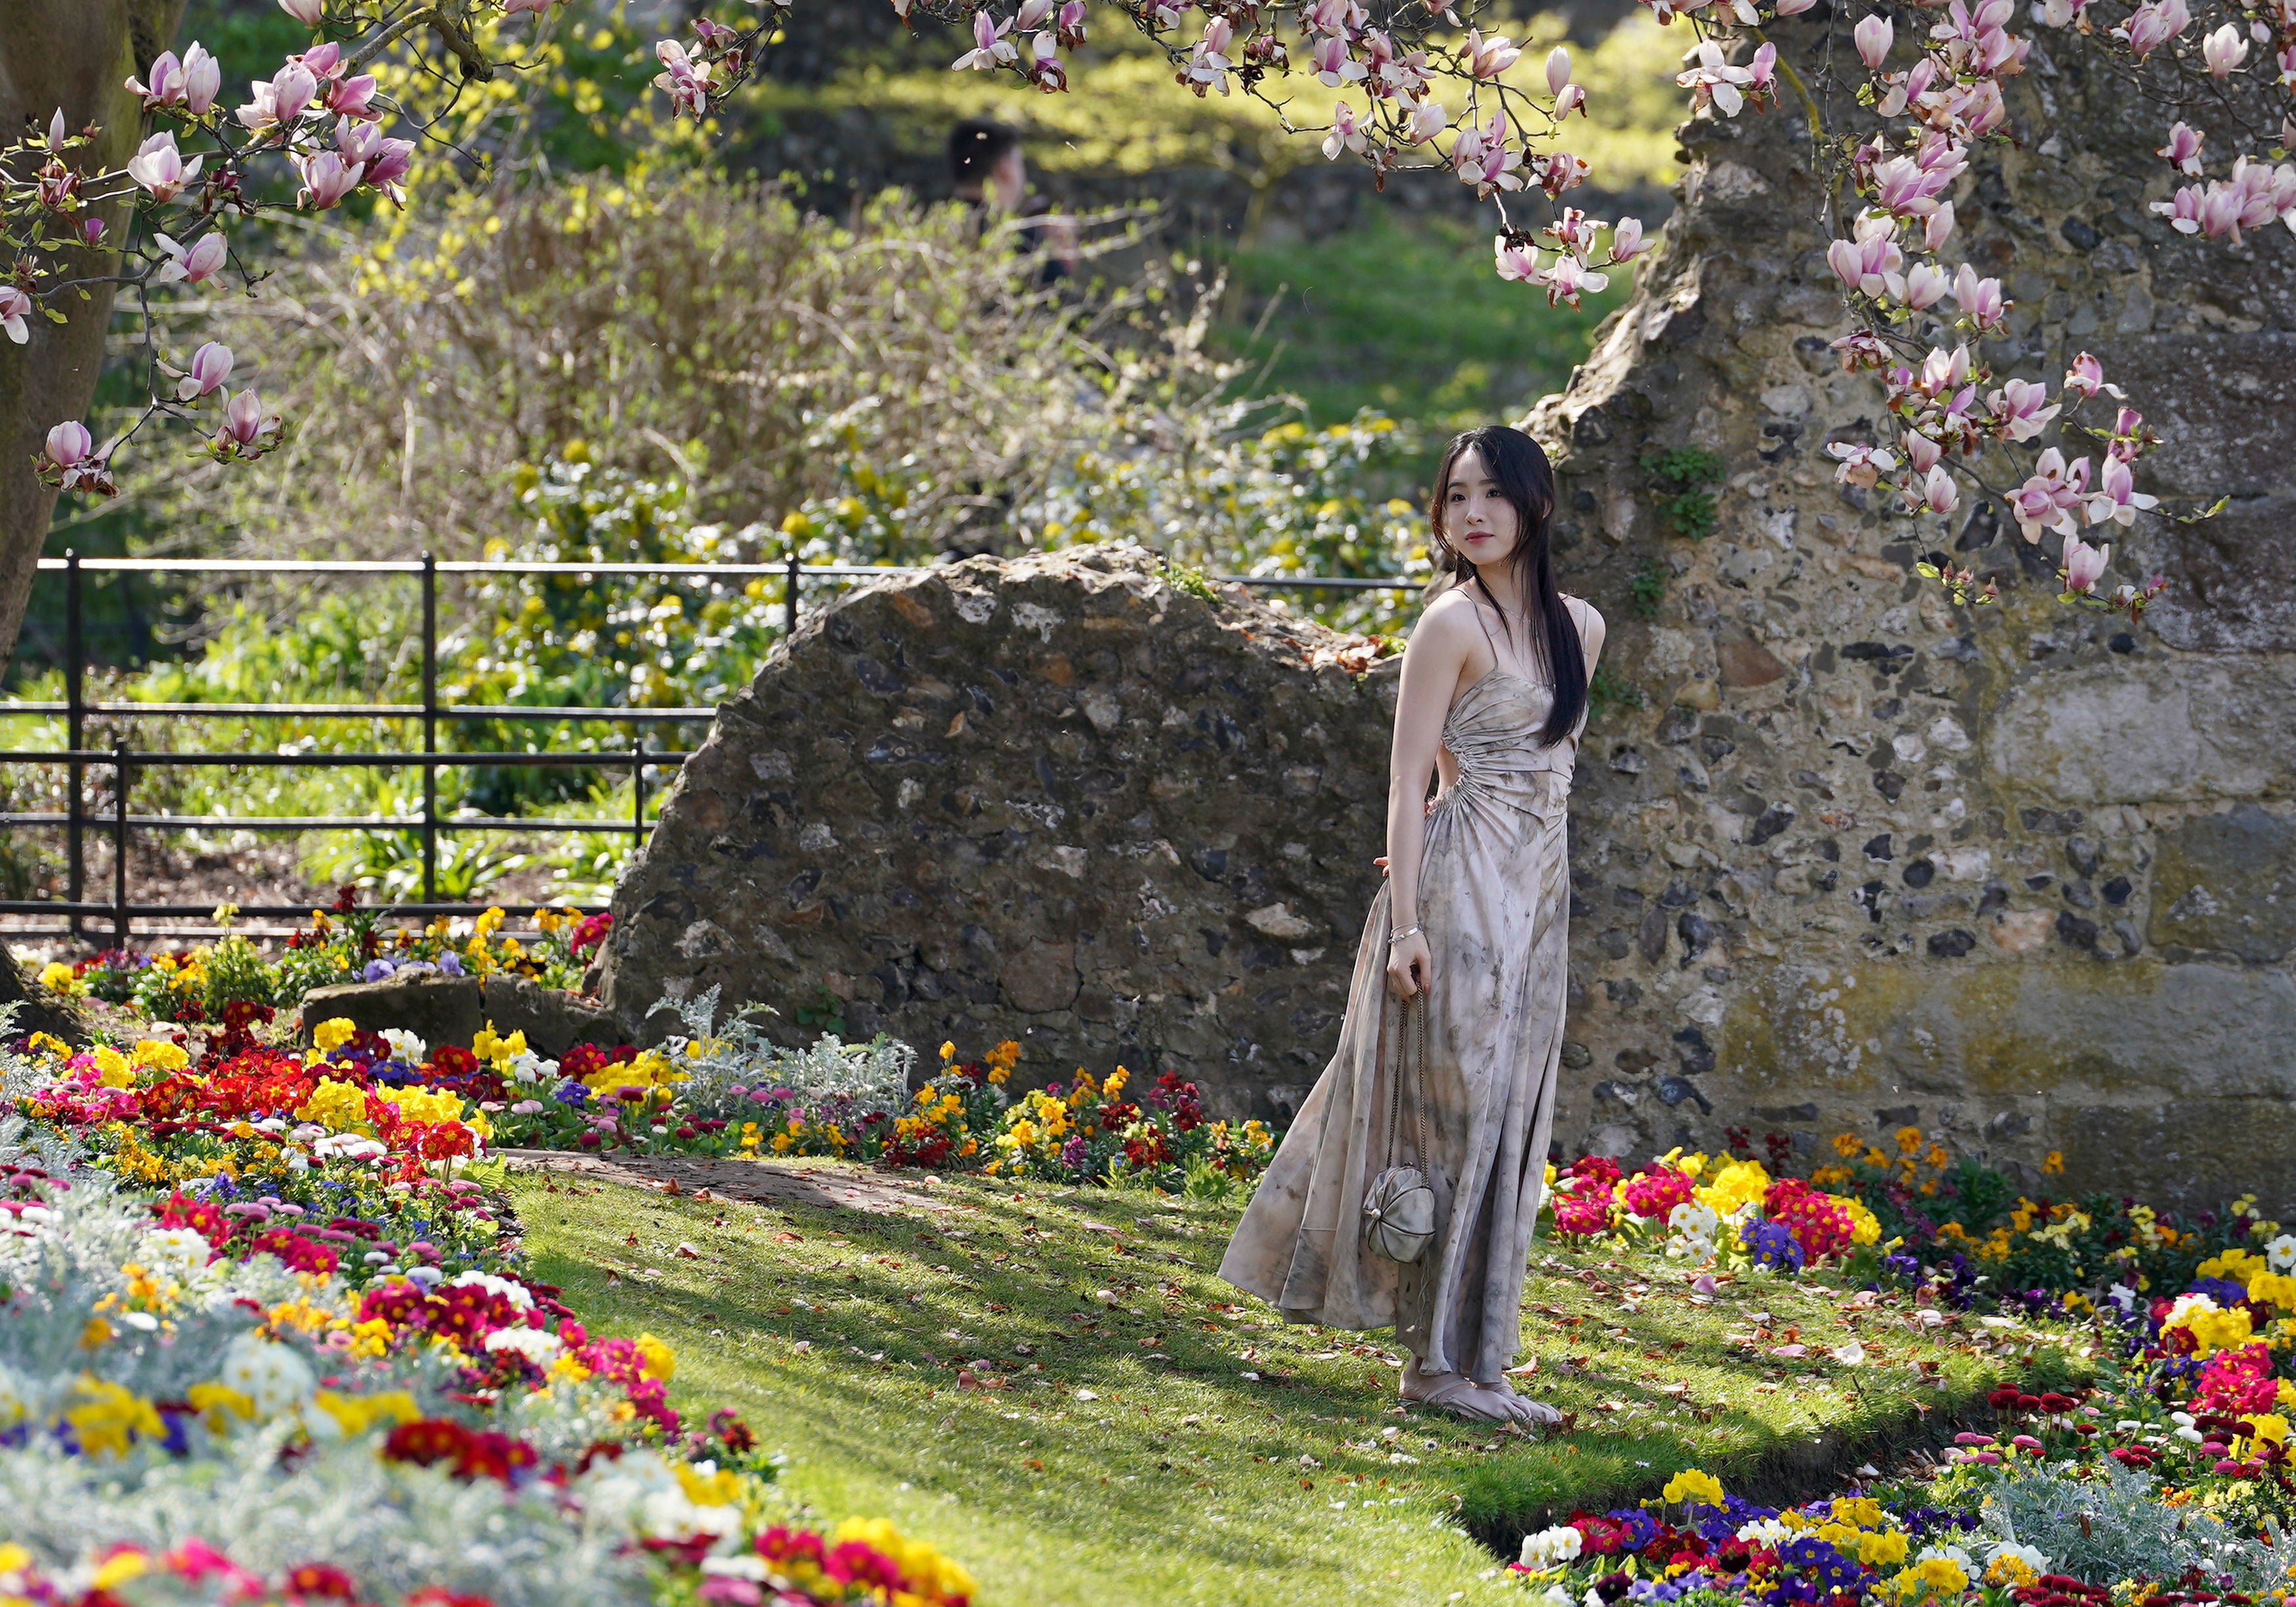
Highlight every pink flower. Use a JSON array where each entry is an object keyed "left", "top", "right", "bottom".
[
  {"left": 1404, "top": 100, "right": 1448, "bottom": 143},
  {"left": 1016, "top": 0, "right": 1056, "bottom": 31},
  {"left": 654, "top": 40, "right": 712, "bottom": 115},
  {"left": 1923, "top": 203, "right": 1957, "bottom": 251},
  {"left": 278, "top": 0, "right": 323, "bottom": 24},
  {"left": 179, "top": 43, "right": 222, "bottom": 113},
  {"left": 502, "top": 0, "right": 554, "bottom": 14},
  {"left": 294, "top": 150, "right": 364, "bottom": 209},
  {"left": 1677, "top": 39, "right": 1754, "bottom": 116},
  {"left": 1827, "top": 440, "right": 1898, "bottom": 488},
  {"left": 2201, "top": 20, "right": 2247, "bottom": 75},
  {"left": 41, "top": 421, "right": 115, "bottom": 495},
  {"left": 176, "top": 341, "right": 233, "bottom": 401},
  {"left": 1322, "top": 102, "right": 1366, "bottom": 160},
  {"left": 2085, "top": 455, "right": 2159, "bottom": 526},
  {"left": 1493, "top": 235, "right": 1541, "bottom": 283},
  {"left": 1462, "top": 29, "right": 1519, "bottom": 79},
  {"left": 1775, "top": 0, "right": 1818, "bottom": 14},
  {"left": 2062, "top": 352, "right": 2125, "bottom": 399},
  {"left": 127, "top": 132, "right": 201, "bottom": 202},
  {"left": 1536, "top": 150, "right": 1590, "bottom": 195},
  {"left": 364, "top": 138, "right": 415, "bottom": 205},
  {"left": 125, "top": 49, "right": 189, "bottom": 110},
  {"left": 2060, "top": 533, "right": 2110, "bottom": 594},
  {"left": 1989, "top": 377, "right": 2060, "bottom": 441},
  {"left": 1951, "top": 263, "right": 2007, "bottom": 328},
  {"left": 212, "top": 388, "right": 279, "bottom": 461},
  {"left": 1825, "top": 216, "right": 1904, "bottom": 298},
  {"left": 1534, "top": 253, "right": 1608, "bottom": 308},
  {"left": 325, "top": 73, "right": 379, "bottom": 119},
  {"left": 2007, "top": 449, "right": 2091, "bottom": 541},
  {"left": 1057, "top": 0, "right": 1088, "bottom": 45},
  {"left": 1025, "top": 30, "right": 1065, "bottom": 90},
  {"left": 1450, "top": 110, "right": 1522, "bottom": 196},
  {"left": 1916, "top": 464, "right": 1959, "bottom": 516},
  {"left": 1745, "top": 41, "right": 1778, "bottom": 100},
  {"left": 1185, "top": 16, "right": 1234, "bottom": 89},
  {"left": 2158, "top": 121, "right": 2204, "bottom": 175},
  {"left": 0, "top": 286, "right": 28, "bottom": 345},
  {"left": 1608, "top": 216, "right": 1649, "bottom": 263},
  {"left": 1900, "top": 260, "right": 1950, "bottom": 308},
  {"left": 1313, "top": 35, "right": 1365, "bottom": 86},
  {"left": 1545, "top": 45, "right": 1572, "bottom": 94},
  {"left": 1855, "top": 13, "right": 1895, "bottom": 68},
  {"left": 1902, "top": 430, "right": 1944, "bottom": 474}
]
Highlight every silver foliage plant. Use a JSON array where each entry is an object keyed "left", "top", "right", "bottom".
[
  {"left": 646, "top": 987, "right": 916, "bottom": 1120},
  {"left": 0, "top": 1173, "right": 682, "bottom": 1602},
  {"left": 1974, "top": 1457, "right": 2296, "bottom": 1587}
]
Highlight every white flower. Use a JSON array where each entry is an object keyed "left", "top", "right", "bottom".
[
  {"left": 217, "top": 1332, "right": 316, "bottom": 1416},
  {"left": 483, "top": 1326, "right": 564, "bottom": 1363},
  {"left": 1737, "top": 1518, "right": 1792, "bottom": 1545},
  {"left": 1520, "top": 1524, "right": 1585, "bottom": 1566},
  {"left": 1918, "top": 1543, "right": 1973, "bottom": 1566},
  {"left": 138, "top": 1226, "right": 213, "bottom": 1280},
  {"left": 449, "top": 1269, "right": 537, "bottom": 1310},
  {"left": 1986, "top": 1540, "right": 2050, "bottom": 1569},
  {"left": 381, "top": 1028, "right": 426, "bottom": 1063},
  {"left": 2266, "top": 1233, "right": 2296, "bottom": 1273}
]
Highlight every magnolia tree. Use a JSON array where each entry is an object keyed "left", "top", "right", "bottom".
[{"left": 5, "top": 0, "right": 2294, "bottom": 666}]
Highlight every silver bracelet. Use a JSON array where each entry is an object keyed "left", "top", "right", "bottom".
[{"left": 1389, "top": 924, "right": 1424, "bottom": 945}]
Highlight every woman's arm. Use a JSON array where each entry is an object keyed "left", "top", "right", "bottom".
[{"left": 1384, "top": 596, "right": 1475, "bottom": 998}]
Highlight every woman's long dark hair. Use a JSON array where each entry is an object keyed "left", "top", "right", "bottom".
[{"left": 1428, "top": 425, "right": 1588, "bottom": 746}]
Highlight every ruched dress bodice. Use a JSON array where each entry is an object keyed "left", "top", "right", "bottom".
[{"left": 1220, "top": 662, "right": 1581, "bottom": 1378}]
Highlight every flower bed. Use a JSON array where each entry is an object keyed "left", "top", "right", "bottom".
[
  {"left": 39, "top": 895, "right": 607, "bottom": 1020},
  {"left": 1511, "top": 1126, "right": 2296, "bottom": 1602},
  {"left": 1, "top": 1015, "right": 975, "bottom": 1606}
]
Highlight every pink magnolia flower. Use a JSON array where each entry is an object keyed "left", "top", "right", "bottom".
[
  {"left": 1451, "top": 110, "right": 1523, "bottom": 195},
  {"left": 212, "top": 388, "right": 280, "bottom": 461},
  {"left": 1951, "top": 263, "right": 2008, "bottom": 328},
  {"left": 2158, "top": 122, "right": 2204, "bottom": 175},
  {"left": 953, "top": 12, "right": 1016, "bottom": 71},
  {"left": 298, "top": 41, "right": 344, "bottom": 78},
  {"left": 1677, "top": 39, "right": 1755, "bottom": 115},
  {"left": 2085, "top": 455, "right": 2159, "bottom": 525},
  {"left": 1534, "top": 253, "right": 1608, "bottom": 308},
  {"left": 365, "top": 138, "right": 415, "bottom": 205},
  {"left": 1609, "top": 216, "right": 1649, "bottom": 262},
  {"left": 294, "top": 150, "right": 365, "bottom": 210},
  {"left": 1462, "top": 30, "right": 1519, "bottom": 79},
  {"left": 2060, "top": 533, "right": 2110, "bottom": 594},
  {"left": 501, "top": 0, "right": 554, "bottom": 14},
  {"left": 2062, "top": 352, "right": 2125, "bottom": 399},
  {"left": 326, "top": 73, "right": 379, "bottom": 119},
  {"left": 1825, "top": 215, "right": 1904, "bottom": 298},
  {"left": 1917, "top": 464, "right": 1959, "bottom": 516},
  {"left": 1404, "top": 100, "right": 1448, "bottom": 143},
  {"left": 1827, "top": 440, "right": 1898, "bottom": 488},
  {"left": 0, "top": 286, "right": 28, "bottom": 344},
  {"left": 1313, "top": 35, "right": 1365, "bottom": 86},
  {"left": 1185, "top": 17, "right": 1235, "bottom": 90},
  {"left": 1025, "top": 30, "right": 1066, "bottom": 90},
  {"left": 40, "top": 421, "right": 115, "bottom": 495},
  {"left": 1989, "top": 377, "right": 2060, "bottom": 441},
  {"left": 2278, "top": 41, "right": 2296, "bottom": 89},
  {"left": 1924, "top": 203, "right": 1957, "bottom": 251},
  {"left": 1855, "top": 13, "right": 1895, "bottom": 68},
  {"left": 1900, "top": 260, "right": 1950, "bottom": 308},
  {"left": 127, "top": 46, "right": 220, "bottom": 112},
  {"left": 127, "top": 132, "right": 201, "bottom": 202},
  {"left": 654, "top": 39, "right": 712, "bottom": 115},
  {"left": 2007, "top": 449, "right": 2091, "bottom": 541},
  {"left": 1745, "top": 41, "right": 1779, "bottom": 102},
  {"left": 1016, "top": 0, "right": 1056, "bottom": 32},
  {"left": 1494, "top": 236, "right": 1542, "bottom": 283},
  {"left": 176, "top": 341, "right": 233, "bottom": 401},
  {"left": 1322, "top": 102, "right": 1366, "bottom": 159},
  {"left": 278, "top": 0, "right": 323, "bottom": 24},
  {"left": 1056, "top": 0, "right": 1088, "bottom": 45},
  {"left": 1545, "top": 45, "right": 1572, "bottom": 93},
  {"left": 1774, "top": 0, "right": 1818, "bottom": 15},
  {"left": 1545, "top": 207, "right": 1601, "bottom": 257},
  {"left": 1902, "top": 430, "right": 1944, "bottom": 474},
  {"left": 2119, "top": 0, "right": 2191, "bottom": 57},
  {"left": 1536, "top": 150, "right": 1590, "bottom": 195},
  {"left": 2202, "top": 20, "right": 2247, "bottom": 75}
]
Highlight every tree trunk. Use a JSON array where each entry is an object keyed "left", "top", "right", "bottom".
[{"left": 0, "top": 1, "right": 187, "bottom": 670}]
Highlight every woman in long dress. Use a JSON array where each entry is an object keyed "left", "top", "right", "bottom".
[{"left": 1217, "top": 424, "right": 1605, "bottom": 1424}]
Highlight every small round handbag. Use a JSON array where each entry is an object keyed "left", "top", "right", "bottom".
[{"left": 1363, "top": 990, "right": 1437, "bottom": 1264}]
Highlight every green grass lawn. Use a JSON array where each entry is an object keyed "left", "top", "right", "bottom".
[
  {"left": 502, "top": 1160, "right": 2089, "bottom": 1607},
  {"left": 1210, "top": 209, "right": 1630, "bottom": 438}
]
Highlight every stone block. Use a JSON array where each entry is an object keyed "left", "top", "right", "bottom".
[
  {"left": 299, "top": 974, "right": 484, "bottom": 1048},
  {"left": 2149, "top": 805, "right": 2296, "bottom": 962}
]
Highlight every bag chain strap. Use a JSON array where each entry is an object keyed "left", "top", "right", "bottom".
[{"left": 1382, "top": 988, "right": 1432, "bottom": 1172}]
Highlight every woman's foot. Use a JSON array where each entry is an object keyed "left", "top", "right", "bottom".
[
  {"left": 1398, "top": 1358, "right": 1519, "bottom": 1423},
  {"left": 1477, "top": 1374, "right": 1563, "bottom": 1426}
]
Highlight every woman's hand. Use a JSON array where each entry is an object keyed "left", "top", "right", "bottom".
[{"left": 1387, "top": 930, "right": 1432, "bottom": 999}]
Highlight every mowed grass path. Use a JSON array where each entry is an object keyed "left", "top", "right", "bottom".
[{"left": 502, "top": 1160, "right": 2082, "bottom": 1607}]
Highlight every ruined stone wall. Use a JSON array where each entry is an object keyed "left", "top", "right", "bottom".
[
  {"left": 1527, "top": 18, "right": 2296, "bottom": 1213},
  {"left": 596, "top": 550, "right": 1403, "bottom": 1122}
]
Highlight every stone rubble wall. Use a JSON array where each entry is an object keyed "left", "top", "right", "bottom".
[
  {"left": 598, "top": 549, "right": 1403, "bottom": 1122},
  {"left": 1523, "top": 19, "right": 2296, "bottom": 1213}
]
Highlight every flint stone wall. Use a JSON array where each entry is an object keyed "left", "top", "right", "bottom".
[
  {"left": 1519, "top": 16, "right": 2296, "bottom": 1213},
  {"left": 597, "top": 549, "right": 1402, "bottom": 1119}
]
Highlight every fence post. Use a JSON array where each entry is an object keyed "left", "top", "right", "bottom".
[
  {"left": 421, "top": 552, "right": 437, "bottom": 906},
  {"left": 785, "top": 548, "right": 800, "bottom": 638},
  {"left": 65, "top": 550, "right": 83, "bottom": 936},
  {"left": 112, "top": 739, "right": 128, "bottom": 949},
  {"left": 632, "top": 738, "right": 647, "bottom": 859}
]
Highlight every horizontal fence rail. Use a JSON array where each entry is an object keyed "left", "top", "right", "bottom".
[{"left": 0, "top": 552, "right": 1425, "bottom": 945}]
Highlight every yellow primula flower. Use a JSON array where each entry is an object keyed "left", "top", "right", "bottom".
[
  {"left": 636, "top": 1333, "right": 676, "bottom": 1381},
  {"left": 312, "top": 1017, "right": 359, "bottom": 1053},
  {"left": 1660, "top": 1468, "right": 1724, "bottom": 1507},
  {"left": 92, "top": 1045, "right": 133, "bottom": 1088},
  {"left": 39, "top": 961, "right": 85, "bottom": 997},
  {"left": 64, "top": 1376, "right": 165, "bottom": 1459}
]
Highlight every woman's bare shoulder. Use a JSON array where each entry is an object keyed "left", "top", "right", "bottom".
[
  {"left": 1562, "top": 593, "right": 1607, "bottom": 641},
  {"left": 1414, "top": 586, "right": 1482, "bottom": 640}
]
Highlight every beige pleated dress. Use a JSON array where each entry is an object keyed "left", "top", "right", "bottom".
[{"left": 1217, "top": 664, "right": 1579, "bottom": 1381}]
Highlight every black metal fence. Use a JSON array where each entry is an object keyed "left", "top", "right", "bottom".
[{"left": 0, "top": 554, "right": 1420, "bottom": 945}]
